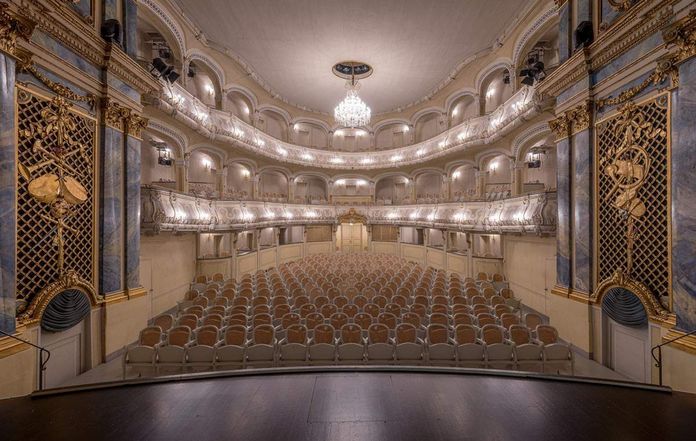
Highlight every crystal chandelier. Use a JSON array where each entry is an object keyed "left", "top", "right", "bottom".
[{"left": 334, "top": 65, "right": 371, "bottom": 128}]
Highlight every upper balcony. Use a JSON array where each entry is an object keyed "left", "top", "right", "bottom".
[{"left": 148, "top": 81, "right": 549, "bottom": 170}]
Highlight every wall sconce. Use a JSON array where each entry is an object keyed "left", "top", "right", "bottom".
[
  {"left": 205, "top": 83, "right": 215, "bottom": 95},
  {"left": 452, "top": 171, "right": 461, "bottom": 180},
  {"left": 403, "top": 125, "right": 410, "bottom": 132},
  {"left": 486, "top": 87, "right": 496, "bottom": 99},
  {"left": 202, "top": 158, "right": 212, "bottom": 171},
  {"left": 489, "top": 161, "right": 498, "bottom": 172},
  {"left": 452, "top": 107, "right": 459, "bottom": 117}
]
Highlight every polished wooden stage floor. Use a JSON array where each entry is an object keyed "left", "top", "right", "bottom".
[{"left": 2, "top": 371, "right": 696, "bottom": 441}]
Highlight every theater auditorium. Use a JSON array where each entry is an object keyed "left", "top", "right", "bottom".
[{"left": 1, "top": 0, "right": 696, "bottom": 439}]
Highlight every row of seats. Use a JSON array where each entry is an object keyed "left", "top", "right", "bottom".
[{"left": 124, "top": 321, "right": 572, "bottom": 376}]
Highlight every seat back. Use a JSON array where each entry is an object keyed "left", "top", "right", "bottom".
[
  {"left": 185, "top": 305, "right": 204, "bottom": 318},
  {"left": 401, "top": 312, "right": 421, "bottom": 329},
  {"left": 286, "top": 324, "right": 307, "bottom": 344},
  {"left": 281, "top": 312, "right": 301, "bottom": 329},
  {"left": 320, "top": 303, "right": 338, "bottom": 317},
  {"left": 341, "top": 324, "right": 362, "bottom": 344},
  {"left": 499, "top": 312, "right": 519, "bottom": 329},
  {"left": 299, "top": 303, "right": 317, "bottom": 318},
  {"left": 378, "top": 312, "right": 397, "bottom": 329},
  {"left": 368, "top": 323, "right": 390, "bottom": 344},
  {"left": 253, "top": 324, "right": 275, "bottom": 345},
  {"left": 227, "top": 313, "right": 247, "bottom": 327},
  {"left": 410, "top": 303, "right": 427, "bottom": 318},
  {"left": 354, "top": 313, "right": 373, "bottom": 330},
  {"left": 193, "top": 296, "right": 209, "bottom": 308},
  {"left": 342, "top": 304, "right": 359, "bottom": 318},
  {"left": 477, "top": 313, "right": 496, "bottom": 327},
  {"left": 471, "top": 295, "right": 487, "bottom": 306},
  {"left": 294, "top": 295, "right": 310, "bottom": 308},
  {"left": 500, "top": 288, "right": 514, "bottom": 299},
  {"left": 203, "top": 313, "right": 224, "bottom": 328},
  {"left": 453, "top": 313, "right": 475, "bottom": 326},
  {"left": 396, "top": 323, "right": 417, "bottom": 344},
  {"left": 305, "top": 312, "right": 325, "bottom": 330},
  {"left": 153, "top": 314, "right": 173, "bottom": 332},
  {"left": 427, "top": 324, "right": 449, "bottom": 344},
  {"left": 224, "top": 325, "right": 247, "bottom": 346},
  {"left": 274, "top": 304, "right": 291, "bottom": 318},
  {"left": 330, "top": 312, "right": 349, "bottom": 330},
  {"left": 430, "top": 312, "right": 449, "bottom": 327},
  {"left": 353, "top": 295, "right": 368, "bottom": 309},
  {"left": 313, "top": 324, "right": 335, "bottom": 344},
  {"left": 454, "top": 324, "right": 478, "bottom": 344},
  {"left": 364, "top": 303, "right": 380, "bottom": 318},
  {"left": 536, "top": 325, "right": 559, "bottom": 345},
  {"left": 252, "top": 313, "right": 273, "bottom": 327},
  {"left": 481, "top": 324, "right": 505, "bottom": 344},
  {"left": 177, "top": 314, "right": 198, "bottom": 330},
  {"left": 509, "top": 325, "right": 531, "bottom": 345},
  {"left": 196, "top": 325, "right": 219, "bottom": 346},
  {"left": 314, "top": 295, "right": 330, "bottom": 308},
  {"left": 139, "top": 326, "right": 162, "bottom": 347},
  {"left": 334, "top": 296, "right": 349, "bottom": 309},
  {"left": 167, "top": 326, "right": 191, "bottom": 346}
]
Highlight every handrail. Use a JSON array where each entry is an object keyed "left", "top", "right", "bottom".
[
  {"left": 650, "top": 328, "right": 696, "bottom": 386},
  {"left": 0, "top": 329, "right": 51, "bottom": 391}
]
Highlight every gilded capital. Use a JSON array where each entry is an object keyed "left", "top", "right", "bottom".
[
  {"left": 548, "top": 115, "right": 570, "bottom": 141},
  {"left": 0, "top": 2, "right": 34, "bottom": 57},
  {"left": 663, "top": 10, "right": 696, "bottom": 64},
  {"left": 126, "top": 113, "right": 148, "bottom": 139},
  {"left": 103, "top": 98, "right": 131, "bottom": 132}
]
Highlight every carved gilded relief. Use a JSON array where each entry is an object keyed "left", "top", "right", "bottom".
[
  {"left": 595, "top": 94, "right": 671, "bottom": 316},
  {"left": 15, "top": 86, "right": 98, "bottom": 319}
]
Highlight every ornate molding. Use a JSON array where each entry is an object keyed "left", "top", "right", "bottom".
[
  {"left": 608, "top": 0, "right": 634, "bottom": 12},
  {"left": 338, "top": 208, "right": 367, "bottom": 225},
  {"left": 17, "top": 270, "right": 101, "bottom": 325},
  {"left": 103, "top": 98, "right": 149, "bottom": 137},
  {"left": 596, "top": 55, "right": 678, "bottom": 110},
  {"left": 0, "top": 1, "right": 34, "bottom": 57},
  {"left": 548, "top": 101, "right": 592, "bottom": 140},
  {"left": 663, "top": 10, "right": 696, "bottom": 65},
  {"left": 594, "top": 271, "right": 672, "bottom": 325},
  {"left": 126, "top": 113, "right": 148, "bottom": 139},
  {"left": 19, "top": 59, "right": 96, "bottom": 107}
]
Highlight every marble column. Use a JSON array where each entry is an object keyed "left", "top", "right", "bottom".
[
  {"left": 558, "top": 1, "right": 571, "bottom": 64},
  {"left": 672, "top": 58, "right": 696, "bottom": 331},
  {"left": 123, "top": 0, "right": 138, "bottom": 58},
  {"left": 511, "top": 160, "right": 524, "bottom": 197},
  {"left": 124, "top": 131, "right": 141, "bottom": 290},
  {"left": 175, "top": 158, "right": 187, "bottom": 192},
  {"left": 216, "top": 167, "right": 227, "bottom": 196},
  {"left": 0, "top": 54, "right": 16, "bottom": 334},
  {"left": 474, "top": 170, "right": 487, "bottom": 199},
  {"left": 556, "top": 137, "right": 571, "bottom": 288},
  {"left": 99, "top": 124, "right": 124, "bottom": 295},
  {"left": 572, "top": 129, "right": 593, "bottom": 294}
]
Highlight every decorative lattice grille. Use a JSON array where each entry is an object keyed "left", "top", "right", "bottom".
[
  {"left": 595, "top": 94, "right": 670, "bottom": 300},
  {"left": 15, "top": 88, "right": 96, "bottom": 307}
]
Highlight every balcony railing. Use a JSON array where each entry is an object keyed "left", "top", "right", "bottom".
[
  {"left": 142, "top": 186, "right": 557, "bottom": 235},
  {"left": 150, "top": 82, "right": 547, "bottom": 170}
]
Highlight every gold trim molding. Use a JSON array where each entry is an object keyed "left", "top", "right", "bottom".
[
  {"left": 0, "top": 1, "right": 33, "bottom": 57},
  {"left": 549, "top": 101, "right": 592, "bottom": 140},
  {"left": 608, "top": 0, "right": 634, "bottom": 12},
  {"left": 19, "top": 59, "right": 96, "bottom": 107},
  {"left": 663, "top": 10, "right": 696, "bottom": 65},
  {"left": 338, "top": 208, "right": 367, "bottom": 225},
  {"left": 17, "top": 270, "right": 102, "bottom": 325},
  {"left": 594, "top": 271, "right": 673, "bottom": 325}
]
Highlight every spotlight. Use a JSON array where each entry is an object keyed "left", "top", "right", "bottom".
[
  {"left": 166, "top": 70, "right": 180, "bottom": 83},
  {"left": 188, "top": 63, "right": 196, "bottom": 78},
  {"left": 101, "top": 19, "right": 121, "bottom": 44},
  {"left": 151, "top": 58, "right": 180, "bottom": 84},
  {"left": 503, "top": 72, "right": 511, "bottom": 84},
  {"left": 521, "top": 75, "right": 535, "bottom": 86}
]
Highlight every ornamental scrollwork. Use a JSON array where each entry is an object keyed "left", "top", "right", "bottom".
[
  {"left": 607, "top": 0, "right": 633, "bottom": 12},
  {"left": 19, "top": 61, "right": 96, "bottom": 108},
  {"left": 663, "top": 10, "right": 696, "bottom": 64},
  {"left": 0, "top": 2, "right": 34, "bottom": 57}
]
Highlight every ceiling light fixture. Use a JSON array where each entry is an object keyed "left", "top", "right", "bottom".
[{"left": 334, "top": 62, "right": 371, "bottom": 128}]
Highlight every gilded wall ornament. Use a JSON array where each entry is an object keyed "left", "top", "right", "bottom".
[
  {"left": 0, "top": 2, "right": 33, "bottom": 57},
  {"left": 548, "top": 101, "right": 592, "bottom": 140},
  {"left": 596, "top": 56, "right": 678, "bottom": 110},
  {"left": 608, "top": 0, "right": 633, "bottom": 12},
  {"left": 19, "top": 61, "right": 96, "bottom": 108},
  {"left": 663, "top": 10, "right": 696, "bottom": 64}
]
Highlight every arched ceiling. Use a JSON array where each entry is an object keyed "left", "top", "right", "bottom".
[{"left": 172, "top": 0, "right": 535, "bottom": 115}]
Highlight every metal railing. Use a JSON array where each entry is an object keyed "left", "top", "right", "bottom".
[
  {"left": 651, "top": 328, "right": 696, "bottom": 386},
  {"left": 0, "top": 329, "right": 51, "bottom": 391}
]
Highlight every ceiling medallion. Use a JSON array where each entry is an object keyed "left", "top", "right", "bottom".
[{"left": 333, "top": 61, "right": 372, "bottom": 128}]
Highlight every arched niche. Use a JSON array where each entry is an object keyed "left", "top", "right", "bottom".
[
  {"left": 375, "top": 122, "right": 410, "bottom": 150},
  {"left": 226, "top": 90, "right": 255, "bottom": 124},
  {"left": 185, "top": 61, "right": 222, "bottom": 109},
  {"left": 291, "top": 121, "right": 329, "bottom": 149},
  {"left": 414, "top": 171, "right": 444, "bottom": 201},
  {"left": 449, "top": 94, "right": 478, "bottom": 126},
  {"left": 294, "top": 175, "right": 328, "bottom": 204},
  {"left": 481, "top": 153, "right": 511, "bottom": 185},
  {"left": 515, "top": 21, "right": 560, "bottom": 90},
  {"left": 141, "top": 131, "right": 178, "bottom": 189},
  {"left": 375, "top": 174, "right": 410, "bottom": 204},
  {"left": 332, "top": 128, "right": 370, "bottom": 151},
  {"left": 188, "top": 150, "right": 218, "bottom": 184},
  {"left": 258, "top": 169, "right": 289, "bottom": 201},
  {"left": 519, "top": 137, "right": 556, "bottom": 192},
  {"left": 332, "top": 177, "right": 372, "bottom": 196},
  {"left": 414, "top": 111, "right": 444, "bottom": 143},
  {"left": 481, "top": 68, "right": 513, "bottom": 114},
  {"left": 136, "top": 8, "right": 184, "bottom": 73},
  {"left": 225, "top": 162, "right": 253, "bottom": 199},
  {"left": 450, "top": 164, "right": 477, "bottom": 201},
  {"left": 258, "top": 108, "right": 289, "bottom": 142}
]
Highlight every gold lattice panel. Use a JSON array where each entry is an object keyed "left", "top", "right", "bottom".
[
  {"left": 15, "top": 87, "right": 96, "bottom": 309},
  {"left": 595, "top": 94, "right": 671, "bottom": 301}
]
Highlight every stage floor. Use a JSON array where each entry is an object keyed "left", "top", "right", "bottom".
[{"left": 2, "top": 371, "right": 695, "bottom": 440}]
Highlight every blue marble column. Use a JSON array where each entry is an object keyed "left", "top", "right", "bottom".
[
  {"left": 125, "top": 134, "right": 140, "bottom": 289},
  {"left": 100, "top": 126, "right": 124, "bottom": 295},
  {"left": 672, "top": 58, "right": 696, "bottom": 331},
  {"left": 0, "top": 54, "right": 16, "bottom": 334},
  {"left": 572, "top": 129, "right": 593, "bottom": 293},
  {"left": 556, "top": 137, "right": 571, "bottom": 288},
  {"left": 558, "top": 2, "right": 571, "bottom": 64},
  {"left": 123, "top": 0, "right": 138, "bottom": 58}
]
